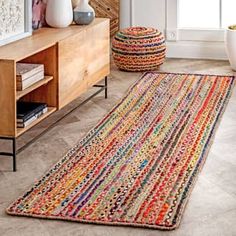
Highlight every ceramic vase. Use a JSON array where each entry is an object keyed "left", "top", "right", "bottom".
[
  {"left": 46, "top": 0, "right": 73, "bottom": 28},
  {"left": 73, "top": 0, "right": 95, "bottom": 25},
  {"left": 226, "top": 25, "right": 236, "bottom": 71}
]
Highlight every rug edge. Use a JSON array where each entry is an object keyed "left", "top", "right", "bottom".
[
  {"left": 5, "top": 209, "right": 178, "bottom": 231},
  {"left": 170, "top": 74, "right": 235, "bottom": 229}
]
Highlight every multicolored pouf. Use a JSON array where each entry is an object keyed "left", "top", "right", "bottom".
[{"left": 112, "top": 27, "right": 166, "bottom": 72}]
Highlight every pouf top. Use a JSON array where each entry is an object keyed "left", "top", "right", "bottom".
[{"left": 118, "top": 27, "right": 161, "bottom": 38}]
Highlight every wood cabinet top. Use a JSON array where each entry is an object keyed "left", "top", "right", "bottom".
[{"left": 0, "top": 18, "right": 109, "bottom": 61}]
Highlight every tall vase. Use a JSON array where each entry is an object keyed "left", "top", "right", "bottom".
[
  {"left": 46, "top": 0, "right": 73, "bottom": 28},
  {"left": 73, "top": 0, "right": 95, "bottom": 25},
  {"left": 226, "top": 25, "right": 236, "bottom": 71}
]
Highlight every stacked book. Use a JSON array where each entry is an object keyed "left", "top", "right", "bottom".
[
  {"left": 16, "top": 63, "right": 44, "bottom": 91},
  {"left": 17, "top": 101, "right": 48, "bottom": 128}
]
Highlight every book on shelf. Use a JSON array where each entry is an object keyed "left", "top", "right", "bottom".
[
  {"left": 17, "top": 107, "right": 48, "bottom": 128},
  {"left": 16, "top": 63, "right": 45, "bottom": 91},
  {"left": 16, "top": 63, "right": 44, "bottom": 81},
  {"left": 17, "top": 101, "right": 47, "bottom": 122},
  {"left": 17, "top": 70, "right": 44, "bottom": 90}
]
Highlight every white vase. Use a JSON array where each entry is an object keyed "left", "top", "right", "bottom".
[
  {"left": 46, "top": 0, "right": 73, "bottom": 28},
  {"left": 226, "top": 27, "right": 236, "bottom": 71},
  {"left": 73, "top": 0, "right": 95, "bottom": 25}
]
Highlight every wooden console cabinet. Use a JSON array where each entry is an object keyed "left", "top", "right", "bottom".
[
  {"left": 0, "top": 18, "right": 110, "bottom": 138},
  {"left": 0, "top": 18, "right": 110, "bottom": 171}
]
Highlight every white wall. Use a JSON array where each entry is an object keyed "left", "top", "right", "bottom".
[
  {"left": 120, "top": 0, "right": 166, "bottom": 32},
  {"left": 120, "top": 0, "right": 132, "bottom": 29},
  {"left": 119, "top": 0, "right": 227, "bottom": 60}
]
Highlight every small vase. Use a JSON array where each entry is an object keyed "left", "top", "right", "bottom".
[
  {"left": 226, "top": 26, "right": 236, "bottom": 71},
  {"left": 73, "top": 0, "right": 95, "bottom": 25},
  {"left": 46, "top": 0, "right": 73, "bottom": 28}
]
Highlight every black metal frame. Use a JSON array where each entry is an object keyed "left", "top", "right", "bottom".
[
  {"left": 0, "top": 76, "right": 108, "bottom": 172},
  {"left": 0, "top": 137, "right": 16, "bottom": 172}
]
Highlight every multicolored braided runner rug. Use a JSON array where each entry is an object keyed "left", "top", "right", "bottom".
[{"left": 7, "top": 72, "right": 235, "bottom": 230}]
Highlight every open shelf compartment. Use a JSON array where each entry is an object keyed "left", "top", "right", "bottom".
[
  {"left": 15, "top": 45, "right": 58, "bottom": 137},
  {"left": 16, "top": 76, "right": 54, "bottom": 100},
  {"left": 16, "top": 107, "right": 56, "bottom": 137}
]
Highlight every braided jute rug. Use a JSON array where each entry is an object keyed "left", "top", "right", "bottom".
[{"left": 7, "top": 72, "right": 235, "bottom": 230}]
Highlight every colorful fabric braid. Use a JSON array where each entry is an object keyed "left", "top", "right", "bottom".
[
  {"left": 7, "top": 72, "right": 235, "bottom": 230},
  {"left": 112, "top": 27, "right": 166, "bottom": 72}
]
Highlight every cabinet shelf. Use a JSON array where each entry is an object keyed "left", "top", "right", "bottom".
[
  {"left": 17, "top": 107, "right": 56, "bottom": 137},
  {"left": 16, "top": 76, "right": 53, "bottom": 100}
]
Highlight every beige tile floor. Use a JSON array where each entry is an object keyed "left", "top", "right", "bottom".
[{"left": 0, "top": 59, "right": 236, "bottom": 236}]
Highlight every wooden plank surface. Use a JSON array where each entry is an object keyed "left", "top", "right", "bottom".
[
  {"left": 85, "top": 19, "right": 110, "bottom": 87},
  {"left": 0, "top": 60, "right": 16, "bottom": 137},
  {"left": 0, "top": 19, "right": 108, "bottom": 61},
  {"left": 58, "top": 29, "right": 86, "bottom": 109},
  {"left": 58, "top": 19, "right": 110, "bottom": 109},
  {"left": 90, "top": 0, "right": 119, "bottom": 37}
]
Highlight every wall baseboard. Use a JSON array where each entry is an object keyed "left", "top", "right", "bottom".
[{"left": 166, "top": 41, "right": 228, "bottom": 60}]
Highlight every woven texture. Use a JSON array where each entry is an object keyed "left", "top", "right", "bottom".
[
  {"left": 7, "top": 73, "right": 234, "bottom": 230},
  {"left": 112, "top": 27, "right": 166, "bottom": 72},
  {"left": 90, "top": 0, "right": 119, "bottom": 37}
]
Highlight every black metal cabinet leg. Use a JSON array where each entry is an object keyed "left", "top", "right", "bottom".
[
  {"left": 0, "top": 137, "right": 16, "bottom": 172},
  {"left": 93, "top": 76, "right": 108, "bottom": 99},
  {"left": 12, "top": 138, "right": 16, "bottom": 172},
  {"left": 105, "top": 76, "right": 108, "bottom": 99}
]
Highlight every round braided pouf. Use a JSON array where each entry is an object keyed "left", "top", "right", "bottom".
[{"left": 112, "top": 27, "right": 166, "bottom": 72}]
